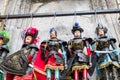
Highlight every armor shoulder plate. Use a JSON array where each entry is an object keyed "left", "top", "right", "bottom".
[
  {"left": 61, "top": 40, "right": 67, "bottom": 45},
  {"left": 29, "top": 44, "right": 38, "bottom": 51},
  {"left": 84, "top": 37, "right": 93, "bottom": 44},
  {"left": 41, "top": 40, "right": 47, "bottom": 44},
  {"left": 109, "top": 38, "right": 116, "bottom": 43},
  {"left": 68, "top": 39, "right": 73, "bottom": 48},
  {"left": 1, "top": 45, "right": 9, "bottom": 53}
]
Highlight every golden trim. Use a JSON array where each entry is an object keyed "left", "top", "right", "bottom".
[
  {"left": 45, "top": 64, "right": 64, "bottom": 71},
  {"left": 98, "top": 61, "right": 120, "bottom": 69},
  {"left": 33, "top": 69, "right": 37, "bottom": 80},
  {"left": 33, "top": 67, "right": 46, "bottom": 75},
  {"left": 72, "top": 64, "right": 90, "bottom": 71}
]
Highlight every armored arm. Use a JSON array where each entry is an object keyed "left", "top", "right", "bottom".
[
  {"left": 40, "top": 41, "right": 47, "bottom": 60},
  {"left": 109, "top": 38, "right": 117, "bottom": 49},
  {"left": 0, "top": 45, "right": 9, "bottom": 61},
  {"left": 28, "top": 44, "right": 38, "bottom": 63},
  {"left": 61, "top": 41, "right": 68, "bottom": 69},
  {"left": 85, "top": 38, "right": 92, "bottom": 67},
  {"left": 109, "top": 38, "right": 119, "bottom": 55},
  {"left": 109, "top": 38, "right": 120, "bottom": 63}
]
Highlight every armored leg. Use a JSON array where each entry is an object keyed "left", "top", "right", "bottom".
[
  {"left": 82, "top": 69, "right": 88, "bottom": 80},
  {"left": 102, "top": 68, "right": 109, "bottom": 80},
  {"left": 46, "top": 68, "right": 51, "bottom": 80},
  {"left": 112, "top": 66, "right": 118, "bottom": 80},
  {"left": 74, "top": 70, "right": 79, "bottom": 80},
  {"left": 55, "top": 69, "right": 60, "bottom": 80}
]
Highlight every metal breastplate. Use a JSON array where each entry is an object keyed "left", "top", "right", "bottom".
[
  {"left": 22, "top": 47, "right": 31, "bottom": 57},
  {"left": 47, "top": 39, "right": 60, "bottom": 51},
  {"left": 97, "top": 39, "right": 110, "bottom": 50},
  {"left": 72, "top": 38, "right": 84, "bottom": 50}
]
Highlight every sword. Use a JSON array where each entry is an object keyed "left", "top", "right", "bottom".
[
  {"left": 0, "top": 69, "right": 4, "bottom": 74},
  {"left": 29, "top": 64, "right": 46, "bottom": 75},
  {"left": 94, "top": 50, "right": 113, "bottom": 53}
]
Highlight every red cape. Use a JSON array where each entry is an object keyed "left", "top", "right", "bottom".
[{"left": 33, "top": 48, "right": 54, "bottom": 80}]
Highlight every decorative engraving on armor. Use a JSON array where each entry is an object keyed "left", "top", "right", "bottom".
[
  {"left": 97, "top": 39, "right": 109, "bottom": 50},
  {"left": 72, "top": 38, "right": 84, "bottom": 50},
  {"left": 47, "top": 39, "right": 60, "bottom": 52}
]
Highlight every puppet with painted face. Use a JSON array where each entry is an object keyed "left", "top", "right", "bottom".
[
  {"left": 40, "top": 28, "right": 67, "bottom": 80},
  {"left": 92, "top": 23, "right": 120, "bottom": 80},
  {"left": 13, "top": 27, "right": 39, "bottom": 80},
  {"left": 67, "top": 22, "right": 93, "bottom": 80},
  {"left": 3, "top": 27, "right": 39, "bottom": 80},
  {"left": 0, "top": 30, "right": 9, "bottom": 80}
]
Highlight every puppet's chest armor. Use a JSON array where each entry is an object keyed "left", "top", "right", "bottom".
[{"left": 72, "top": 39, "right": 84, "bottom": 50}]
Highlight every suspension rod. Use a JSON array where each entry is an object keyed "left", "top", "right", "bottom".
[{"left": 0, "top": 9, "right": 120, "bottom": 19}]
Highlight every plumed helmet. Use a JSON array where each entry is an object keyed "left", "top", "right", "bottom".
[
  {"left": 95, "top": 23, "right": 108, "bottom": 35},
  {"left": 21, "top": 27, "right": 38, "bottom": 43},
  {"left": 71, "top": 22, "right": 84, "bottom": 34},
  {"left": 49, "top": 28, "right": 57, "bottom": 35},
  {"left": 0, "top": 30, "right": 10, "bottom": 44}
]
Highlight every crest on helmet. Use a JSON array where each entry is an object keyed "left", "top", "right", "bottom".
[{"left": 71, "top": 22, "right": 84, "bottom": 34}]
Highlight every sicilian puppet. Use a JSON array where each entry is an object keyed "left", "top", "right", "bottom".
[
  {"left": 36, "top": 28, "right": 67, "bottom": 80},
  {"left": 1, "top": 27, "right": 39, "bottom": 80},
  {"left": 67, "top": 22, "right": 94, "bottom": 80},
  {"left": 92, "top": 23, "right": 120, "bottom": 80},
  {"left": 0, "top": 30, "right": 10, "bottom": 80},
  {"left": 33, "top": 43, "right": 47, "bottom": 80}
]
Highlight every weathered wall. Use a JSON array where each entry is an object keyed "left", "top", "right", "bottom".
[{"left": 0, "top": 0, "right": 120, "bottom": 79}]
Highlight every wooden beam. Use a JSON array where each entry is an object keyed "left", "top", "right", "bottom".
[{"left": 0, "top": 9, "right": 120, "bottom": 19}]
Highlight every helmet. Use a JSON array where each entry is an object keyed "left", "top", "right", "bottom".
[
  {"left": 25, "top": 27, "right": 38, "bottom": 38},
  {"left": 21, "top": 27, "right": 38, "bottom": 43},
  {"left": 0, "top": 30, "right": 10, "bottom": 44},
  {"left": 71, "top": 22, "right": 84, "bottom": 34},
  {"left": 49, "top": 28, "right": 57, "bottom": 38},
  {"left": 95, "top": 23, "right": 108, "bottom": 35},
  {"left": 49, "top": 28, "right": 57, "bottom": 35}
]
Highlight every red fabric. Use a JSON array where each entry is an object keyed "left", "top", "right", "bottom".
[
  {"left": 13, "top": 73, "right": 33, "bottom": 80},
  {"left": 46, "top": 51, "right": 63, "bottom": 66},
  {"left": 6, "top": 73, "right": 15, "bottom": 80},
  {"left": 86, "top": 48, "right": 92, "bottom": 56},
  {"left": 33, "top": 48, "right": 47, "bottom": 80},
  {"left": 34, "top": 47, "right": 55, "bottom": 80},
  {"left": 34, "top": 43, "right": 64, "bottom": 80},
  {"left": 22, "top": 27, "right": 39, "bottom": 44},
  {"left": 44, "top": 46, "right": 63, "bottom": 67},
  {"left": 82, "top": 69, "right": 88, "bottom": 78},
  {"left": 27, "top": 55, "right": 33, "bottom": 63},
  {"left": 74, "top": 70, "right": 79, "bottom": 80},
  {"left": 25, "top": 27, "right": 38, "bottom": 36}
]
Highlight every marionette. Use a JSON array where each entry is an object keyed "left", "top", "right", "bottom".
[
  {"left": 0, "top": 30, "right": 9, "bottom": 80},
  {"left": 1, "top": 27, "right": 39, "bottom": 80},
  {"left": 40, "top": 28, "right": 67, "bottom": 80},
  {"left": 67, "top": 22, "right": 93, "bottom": 80},
  {"left": 92, "top": 23, "right": 120, "bottom": 80}
]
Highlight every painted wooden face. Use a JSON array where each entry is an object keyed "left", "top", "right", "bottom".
[
  {"left": 98, "top": 29, "right": 105, "bottom": 36},
  {"left": 0, "top": 38, "right": 4, "bottom": 45},
  {"left": 25, "top": 35, "right": 33, "bottom": 44},
  {"left": 50, "top": 33, "right": 57, "bottom": 39},
  {"left": 74, "top": 30, "right": 81, "bottom": 38}
]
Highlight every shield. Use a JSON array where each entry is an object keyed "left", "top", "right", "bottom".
[{"left": 0, "top": 49, "right": 28, "bottom": 75}]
